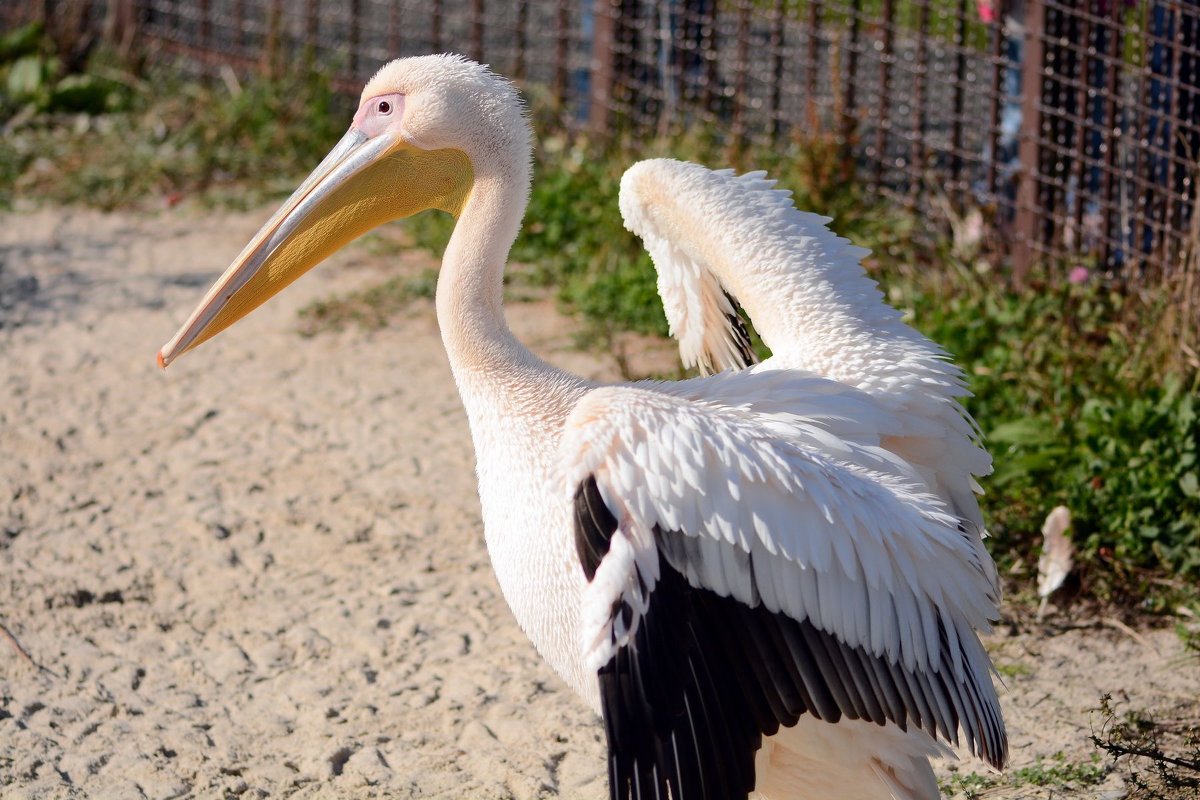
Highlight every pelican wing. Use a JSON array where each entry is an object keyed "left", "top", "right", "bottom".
[
  {"left": 563, "top": 371, "right": 1005, "bottom": 799},
  {"left": 621, "top": 157, "right": 1000, "bottom": 602},
  {"left": 619, "top": 165, "right": 758, "bottom": 376}
]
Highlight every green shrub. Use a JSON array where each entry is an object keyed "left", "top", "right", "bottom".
[
  {"left": 1, "top": 30, "right": 348, "bottom": 210},
  {"left": 885, "top": 262, "right": 1200, "bottom": 598}
]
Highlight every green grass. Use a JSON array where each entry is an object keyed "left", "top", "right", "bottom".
[
  {"left": 993, "top": 660, "right": 1032, "bottom": 680},
  {"left": 940, "top": 752, "right": 1108, "bottom": 798}
]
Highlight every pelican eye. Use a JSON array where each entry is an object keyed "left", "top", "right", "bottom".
[{"left": 378, "top": 100, "right": 392, "bottom": 114}]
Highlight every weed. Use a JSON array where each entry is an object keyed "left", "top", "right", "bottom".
[
  {"left": 938, "top": 769, "right": 998, "bottom": 799},
  {"left": 939, "top": 753, "right": 1107, "bottom": 798},
  {"left": 1092, "top": 694, "right": 1200, "bottom": 799},
  {"left": 993, "top": 660, "right": 1032, "bottom": 680},
  {"left": 1009, "top": 752, "right": 1107, "bottom": 788}
]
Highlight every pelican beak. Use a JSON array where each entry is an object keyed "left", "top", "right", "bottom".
[{"left": 157, "top": 127, "right": 472, "bottom": 367}]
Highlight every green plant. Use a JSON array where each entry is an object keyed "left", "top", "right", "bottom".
[
  {"left": 1009, "top": 752, "right": 1107, "bottom": 789},
  {"left": 1, "top": 28, "right": 349, "bottom": 210},
  {"left": 0, "top": 24, "right": 133, "bottom": 117},
  {"left": 1092, "top": 694, "right": 1200, "bottom": 799},
  {"left": 939, "top": 753, "right": 1107, "bottom": 797},
  {"left": 877, "top": 253, "right": 1200, "bottom": 604}
]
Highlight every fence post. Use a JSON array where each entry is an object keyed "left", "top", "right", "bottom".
[
  {"left": 841, "top": 0, "right": 862, "bottom": 168},
  {"left": 349, "top": 0, "right": 361, "bottom": 77},
  {"left": 1100, "top": 12, "right": 1125, "bottom": 273},
  {"left": 515, "top": 0, "right": 528, "bottom": 81},
  {"left": 1013, "top": 0, "right": 1046, "bottom": 284},
  {"left": 199, "top": 0, "right": 211, "bottom": 59},
  {"left": 806, "top": 0, "right": 822, "bottom": 130},
  {"left": 910, "top": 0, "right": 930, "bottom": 199},
  {"left": 730, "top": 0, "right": 751, "bottom": 162},
  {"left": 874, "top": 0, "right": 895, "bottom": 187},
  {"left": 554, "top": 0, "right": 568, "bottom": 109},
  {"left": 950, "top": 0, "right": 968, "bottom": 199},
  {"left": 102, "top": 0, "right": 140, "bottom": 63},
  {"left": 304, "top": 0, "right": 318, "bottom": 65},
  {"left": 432, "top": 0, "right": 443, "bottom": 53},
  {"left": 388, "top": 0, "right": 401, "bottom": 56},
  {"left": 588, "top": 0, "right": 616, "bottom": 137},
  {"left": 770, "top": 0, "right": 785, "bottom": 141},
  {"left": 264, "top": 0, "right": 283, "bottom": 77},
  {"left": 985, "top": 0, "right": 1007, "bottom": 198},
  {"left": 470, "top": 0, "right": 484, "bottom": 63}
]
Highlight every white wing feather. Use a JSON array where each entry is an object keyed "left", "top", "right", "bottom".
[
  {"left": 562, "top": 370, "right": 998, "bottom": 695},
  {"left": 620, "top": 158, "right": 998, "bottom": 597}
]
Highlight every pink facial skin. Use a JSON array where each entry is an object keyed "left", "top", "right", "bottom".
[{"left": 353, "top": 93, "right": 406, "bottom": 138}]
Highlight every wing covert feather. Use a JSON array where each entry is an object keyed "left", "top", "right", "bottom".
[{"left": 563, "top": 372, "right": 1006, "bottom": 795}]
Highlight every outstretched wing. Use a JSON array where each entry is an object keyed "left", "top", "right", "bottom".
[
  {"left": 563, "top": 371, "right": 1005, "bottom": 800},
  {"left": 619, "top": 164, "right": 758, "bottom": 375},
  {"left": 620, "top": 157, "right": 998, "bottom": 602}
]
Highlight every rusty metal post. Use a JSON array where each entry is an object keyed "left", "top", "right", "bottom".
[
  {"left": 1131, "top": 0, "right": 1152, "bottom": 262},
  {"left": 234, "top": 0, "right": 246, "bottom": 49},
  {"left": 432, "top": 0, "right": 443, "bottom": 52},
  {"left": 950, "top": 0, "right": 969, "bottom": 198},
  {"left": 986, "top": 0, "right": 1007, "bottom": 198},
  {"left": 304, "top": 0, "right": 318, "bottom": 63},
  {"left": 264, "top": 0, "right": 283, "bottom": 77},
  {"left": 770, "top": 0, "right": 785, "bottom": 141},
  {"left": 349, "top": 0, "right": 361, "bottom": 77},
  {"left": 1013, "top": 0, "right": 1046, "bottom": 283},
  {"left": 515, "top": 0, "right": 528, "bottom": 81},
  {"left": 389, "top": 0, "right": 401, "bottom": 55},
  {"left": 470, "top": 0, "right": 484, "bottom": 63},
  {"left": 1163, "top": 4, "right": 1185, "bottom": 256},
  {"left": 842, "top": 0, "right": 862, "bottom": 158},
  {"left": 911, "top": 0, "right": 930, "bottom": 198},
  {"left": 588, "top": 0, "right": 617, "bottom": 136},
  {"left": 1069, "top": 7, "right": 1092, "bottom": 243},
  {"left": 555, "top": 0, "right": 569, "bottom": 108},
  {"left": 700, "top": 0, "right": 718, "bottom": 115},
  {"left": 1100, "top": 11, "right": 1125, "bottom": 271},
  {"left": 102, "top": 0, "right": 140, "bottom": 62},
  {"left": 874, "top": 0, "right": 895, "bottom": 187},
  {"left": 806, "top": 0, "right": 822, "bottom": 129},
  {"left": 731, "top": 0, "right": 751, "bottom": 160},
  {"left": 199, "top": 0, "right": 211, "bottom": 56}
]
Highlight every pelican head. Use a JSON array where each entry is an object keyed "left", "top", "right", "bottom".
[{"left": 157, "top": 54, "right": 531, "bottom": 366}]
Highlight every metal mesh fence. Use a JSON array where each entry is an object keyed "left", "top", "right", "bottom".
[{"left": 5, "top": 0, "right": 1198, "bottom": 282}]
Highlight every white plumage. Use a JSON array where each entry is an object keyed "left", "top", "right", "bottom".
[{"left": 159, "top": 55, "right": 1006, "bottom": 800}]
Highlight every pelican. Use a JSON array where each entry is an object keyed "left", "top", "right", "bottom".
[{"left": 158, "top": 55, "right": 1006, "bottom": 799}]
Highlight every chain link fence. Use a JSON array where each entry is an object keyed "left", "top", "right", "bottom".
[{"left": 5, "top": 0, "right": 1198, "bottom": 284}]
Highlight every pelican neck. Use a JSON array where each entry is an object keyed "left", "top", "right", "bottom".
[{"left": 435, "top": 166, "right": 530, "bottom": 374}]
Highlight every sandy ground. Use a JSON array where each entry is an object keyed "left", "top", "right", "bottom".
[{"left": 1, "top": 206, "right": 1197, "bottom": 799}]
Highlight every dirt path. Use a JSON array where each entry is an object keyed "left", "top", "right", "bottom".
[{"left": 1, "top": 207, "right": 1195, "bottom": 799}]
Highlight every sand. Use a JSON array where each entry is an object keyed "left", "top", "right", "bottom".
[{"left": 1, "top": 206, "right": 1196, "bottom": 799}]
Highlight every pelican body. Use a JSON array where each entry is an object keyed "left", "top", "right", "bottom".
[{"left": 159, "top": 56, "right": 1006, "bottom": 799}]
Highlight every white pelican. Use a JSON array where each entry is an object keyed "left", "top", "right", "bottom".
[{"left": 158, "top": 55, "right": 1006, "bottom": 799}]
